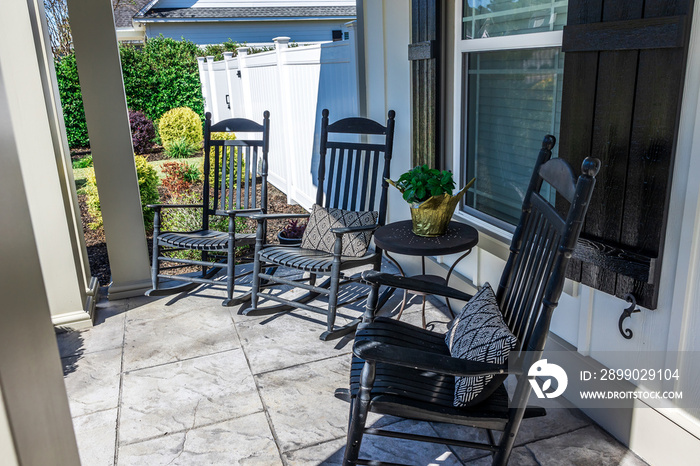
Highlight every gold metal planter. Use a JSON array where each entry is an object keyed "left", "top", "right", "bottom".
[{"left": 410, "top": 184, "right": 470, "bottom": 237}]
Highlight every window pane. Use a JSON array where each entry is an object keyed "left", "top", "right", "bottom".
[
  {"left": 464, "top": 48, "right": 563, "bottom": 225},
  {"left": 463, "top": 0, "right": 567, "bottom": 39}
]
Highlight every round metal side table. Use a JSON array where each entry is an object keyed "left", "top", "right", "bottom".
[{"left": 373, "top": 220, "right": 479, "bottom": 328}]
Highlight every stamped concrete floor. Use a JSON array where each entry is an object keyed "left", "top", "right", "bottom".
[{"left": 56, "top": 264, "right": 649, "bottom": 466}]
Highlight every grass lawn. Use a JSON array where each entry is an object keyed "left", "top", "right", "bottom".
[{"left": 73, "top": 156, "right": 204, "bottom": 194}]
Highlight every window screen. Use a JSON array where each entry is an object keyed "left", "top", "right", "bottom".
[{"left": 464, "top": 47, "right": 563, "bottom": 225}]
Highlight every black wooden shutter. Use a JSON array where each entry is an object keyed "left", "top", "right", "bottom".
[
  {"left": 559, "top": 0, "right": 694, "bottom": 309},
  {"left": 409, "top": 0, "right": 441, "bottom": 168}
]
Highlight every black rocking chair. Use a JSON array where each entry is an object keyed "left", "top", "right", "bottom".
[
  {"left": 146, "top": 111, "right": 270, "bottom": 306},
  {"left": 342, "top": 136, "right": 600, "bottom": 465},
  {"left": 241, "top": 109, "right": 396, "bottom": 340}
]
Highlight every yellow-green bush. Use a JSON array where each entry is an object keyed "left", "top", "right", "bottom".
[
  {"left": 158, "top": 107, "right": 203, "bottom": 150},
  {"left": 84, "top": 155, "right": 160, "bottom": 230}
]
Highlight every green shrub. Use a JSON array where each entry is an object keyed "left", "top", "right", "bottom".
[
  {"left": 55, "top": 54, "right": 89, "bottom": 148},
  {"left": 165, "top": 137, "right": 199, "bottom": 159},
  {"left": 120, "top": 36, "right": 204, "bottom": 123},
  {"left": 84, "top": 156, "right": 160, "bottom": 230},
  {"left": 136, "top": 156, "right": 161, "bottom": 229},
  {"left": 84, "top": 169, "right": 101, "bottom": 229},
  {"left": 56, "top": 36, "right": 205, "bottom": 149},
  {"left": 159, "top": 107, "right": 203, "bottom": 150},
  {"left": 72, "top": 155, "right": 93, "bottom": 169}
]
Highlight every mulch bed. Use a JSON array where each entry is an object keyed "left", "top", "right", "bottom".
[{"left": 79, "top": 152, "right": 307, "bottom": 285}]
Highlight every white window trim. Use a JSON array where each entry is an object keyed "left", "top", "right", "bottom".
[{"left": 451, "top": 2, "right": 564, "bottom": 244}]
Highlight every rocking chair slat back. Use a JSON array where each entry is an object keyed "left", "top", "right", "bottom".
[
  {"left": 203, "top": 112, "right": 270, "bottom": 218},
  {"left": 497, "top": 135, "right": 599, "bottom": 353},
  {"left": 149, "top": 111, "right": 271, "bottom": 307},
  {"left": 317, "top": 109, "right": 396, "bottom": 222}
]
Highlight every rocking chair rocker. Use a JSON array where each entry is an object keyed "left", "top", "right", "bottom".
[
  {"left": 342, "top": 135, "right": 600, "bottom": 465},
  {"left": 241, "top": 109, "right": 396, "bottom": 340},
  {"left": 146, "top": 111, "right": 270, "bottom": 306}
]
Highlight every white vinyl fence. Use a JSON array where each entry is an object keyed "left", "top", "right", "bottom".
[{"left": 197, "top": 24, "right": 360, "bottom": 210}]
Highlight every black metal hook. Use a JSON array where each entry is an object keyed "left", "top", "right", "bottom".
[{"left": 619, "top": 293, "right": 641, "bottom": 339}]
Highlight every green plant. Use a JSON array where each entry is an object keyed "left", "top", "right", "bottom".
[
  {"left": 165, "top": 137, "right": 199, "bottom": 159},
  {"left": 72, "top": 154, "right": 93, "bottom": 169},
  {"left": 84, "top": 156, "right": 159, "bottom": 230},
  {"left": 159, "top": 107, "right": 203, "bottom": 150},
  {"left": 389, "top": 165, "right": 456, "bottom": 204}
]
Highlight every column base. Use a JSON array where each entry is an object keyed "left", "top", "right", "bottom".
[
  {"left": 51, "top": 277, "right": 100, "bottom": 330},
  {"left": 108, "top": 278, "right": 152, "bottom": 300}
]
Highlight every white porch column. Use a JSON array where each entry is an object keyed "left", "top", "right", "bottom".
[
  {"left": 3, "top": 0, "right": 97, "bottom": 330},
  {"left": 28, "top": 0, "right": 99, "bottom": 328},
  {"left": 2, "top": 0, "right": 97, "bottom": 329},
  {"left": 0, "top": 2, "right": 81, "bottom": 463},
  {"left": 67, "top": 0, "right": 152, "bottom": 299}
]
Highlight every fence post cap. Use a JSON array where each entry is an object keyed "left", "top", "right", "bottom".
[
  {"left": 223, "top": 51, "right": 234, "bottom": 59},
  {"left": 273, "top": 36, "right": 291, "bottom": 44}
]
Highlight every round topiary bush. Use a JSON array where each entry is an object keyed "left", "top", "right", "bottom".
[
  {"left": 84, "top": 155, "right": 160, "bottom": 230},
  {"left": 158, "top": 107, "right": 203, "bottom": 151},
  {"left": 129, "top": 110, "right": 156, "bottom": 154}
]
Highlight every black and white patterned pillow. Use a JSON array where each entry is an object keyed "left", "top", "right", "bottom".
[
  {"left": 300, "top": 204, "right": 378, "bottom": 257},
  {"left": 445, "top": 283, "right": 517, "bottom": 407}
]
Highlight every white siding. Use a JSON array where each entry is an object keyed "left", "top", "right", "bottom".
[
  {"left": 146, "top": 20, "right": 347, "bottom": 45},
  {"left": 365, "top": 0, "right": 700, "bottom": 461}
]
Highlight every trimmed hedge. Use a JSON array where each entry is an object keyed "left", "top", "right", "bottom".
[
  {"left": 57, "top": 36, "right": 205, "bottom": 149},
  {"left": 120, "top": 37, "right": 204, "bottom": 124},
  {"left": 55, "top": 53, "right": 89, "bottom": 148}
]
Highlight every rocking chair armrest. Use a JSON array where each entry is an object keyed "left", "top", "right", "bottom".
[
  {"left": 147, "top": 203, "right": 203, "bottom": 210},
  {"left": 215, "top": 208, "right": 263, "bottom": 217},
  {"left": 250, "top": 212, "right": 310, "bottom": 223},
  {"left": 361, "top": 271, "right": 474, "bottom": 302},
  {"left": 353, "top": 339, "right": 516, "bottom": 378},
  {"left": 331, "top": 224, "right": 379, "bottom": 235}
]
